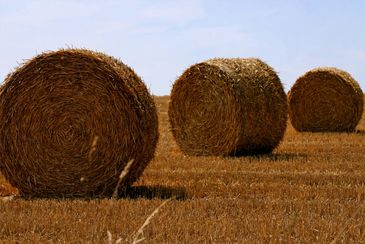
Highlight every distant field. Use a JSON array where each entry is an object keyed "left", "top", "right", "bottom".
[{"left": 0, "top": 96, "right": 364, "bottom": 243}]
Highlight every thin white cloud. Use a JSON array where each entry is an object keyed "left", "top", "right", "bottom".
[
  {"left": 0, "top": 0, "right": 364, "bottom": 94},
  {"left": 177, "top": 26, "right": 254, "bottom": 49},
  {"left": 0, "top": 1, "right": 100, "bottom": 26},
  {"left": 138, "top": 0, "right": 204, "bottom": 25}
]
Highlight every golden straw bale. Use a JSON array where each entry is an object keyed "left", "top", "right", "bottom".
[
  {"left": 169, "top": 58, "right": 288, "bottom": 156},
  {"left": 0, "top": 49, "right": 158, "bottom": 197},
  {"left": 288, "top": 67, "right": 363, "bottom": 132}
]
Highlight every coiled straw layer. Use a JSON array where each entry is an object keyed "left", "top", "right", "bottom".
[
  {"left": 288, "top": 67, "right": 363, "bottom": 132},
  {"left": 169, "top": 58, "right": 288, "bottom": 156},
  {"left": 0, "top": 49, "right": 158, "bottom": 197}
]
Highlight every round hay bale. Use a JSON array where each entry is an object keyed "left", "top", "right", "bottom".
[
  {"left": 0, "top": 49, "right": 158, "bottom": 197},
  {"left": 288, "top": 67, "right": 364, "bottom": 132},
  {"left": 168, "top": 58, "right": 288, "bottom": 156}
]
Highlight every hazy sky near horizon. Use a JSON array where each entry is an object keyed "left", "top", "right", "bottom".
[{"left": 0, "top": 0, "right": 364, "bottom": 95}]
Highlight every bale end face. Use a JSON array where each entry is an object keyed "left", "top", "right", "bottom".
[
  {"left": 0, "top": 49, "right": 158, "bottom": 197},
  {"left": 288, "top": 67, "right": 363, "bottom": 132}
]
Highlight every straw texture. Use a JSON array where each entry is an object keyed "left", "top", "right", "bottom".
[
  {"left": 288, "top": 67, "right": 363, "bottom": 132},
  {"left": 0, "top": 49, "right": 158, "bottom": 197},
  {"left": 169, "top": 58, "right": 288, "bottom": 156}
]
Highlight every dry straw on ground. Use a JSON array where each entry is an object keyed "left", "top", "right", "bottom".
[
  {"left": 0, "top": 49, "right": 159, "bottom": 197},
  {"left": 169, "top": 58, "right": 288, "bottom": 156},
  {"left": 288, "top": 67, "right": 363, "bottom": 132}
]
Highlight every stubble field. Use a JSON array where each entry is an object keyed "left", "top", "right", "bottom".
[{"left": 0, "top": 96, "right": 364, "bottom": 243}]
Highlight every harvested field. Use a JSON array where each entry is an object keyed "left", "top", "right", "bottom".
[{"left": 0, "top": 96, "right": 364, "bottom": 243}]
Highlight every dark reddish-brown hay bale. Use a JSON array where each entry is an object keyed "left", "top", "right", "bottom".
[
  {"left": 168, "top": 58, "right": 288, "bottom": 156},
  {"left": 288, "top": 67, "right": 364, "bottom": 132},
  {"left": 0, "top": 49, "right": 158, "bottom": 197}
]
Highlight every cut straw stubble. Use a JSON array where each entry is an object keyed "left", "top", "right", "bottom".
[{"left": 112, "top": 159, "right": 135, "bottom": 199}]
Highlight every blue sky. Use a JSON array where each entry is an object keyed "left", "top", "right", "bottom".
[{"left": 0, "top": 0, "right": 364, "bottom": 95}]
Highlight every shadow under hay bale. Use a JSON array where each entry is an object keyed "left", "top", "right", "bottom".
[
  {"left": 0, "top": 49, "right": 158, "bottom": 197},
  {"left": 288, "top": 67, "right": 364, "bottom": 132},
  {"left": 119, "top": 185, "right": 188, "bottom": 200},
  {"left": 168, "top": 58, "right": 288, "bottom": 156}
]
